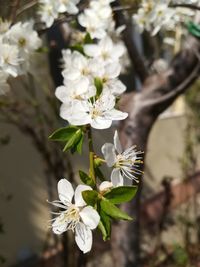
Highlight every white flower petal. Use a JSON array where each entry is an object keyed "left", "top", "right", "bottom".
[
  {"left": 111, "top": 168, "right": 124, "bottom": 187},
  {"left": 105, "top": 63, "right": 121, "bottom": 79},
  {"left": 52, "top": 213, "right": 68, "bottom": 234},
  {"left": 114, "top": 131, "right": 123, "bottom": 154},
  {"left": 80, "top": 206, "right": 100, "bottom": 229},
  {"left": 75, "top": 223, "right": 92, "bottom": 253},
  {"left": 99, "top": 181, "right": 113, "bottom": 192},
  {"left": 55, "top": 86, "right": 69, "bottom": 103},
  {"left": 84, "top": 44, "right": 100, "bottom": 58},
  {"left": 58, "top": 179, "right": 74, "bottom": 204},
  {"left": 91, "top": 117, "right": 112, "bottom": 129},
  {"left": 74, "top": 184, "right": 92, "bottom": 207},
  {"left": 101, "top": 143, "right": 117, "bottom": 167},
  {"left": 104, "top": 109, "right": 128, "bottom": 121}
]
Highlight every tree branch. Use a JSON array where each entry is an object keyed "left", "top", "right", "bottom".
[{"left": 112, "top": 0, "right": 149, "bottom": 83}]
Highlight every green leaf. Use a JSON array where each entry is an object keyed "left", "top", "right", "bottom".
[
  {"left": 84, "top": 32, "right": 93, "bottom": 44},
  {"left": 36, "top": 46, "right": 49, "bottom": 53},
  {"left": 49, "top": 126, "right": 78, "bottom": 141},
  {"left": 94, "top": 77, "right": 103, "bottom": 97},
  {"left": 76, "top": 132, "right": 84, "bottom": 154},
  {"left": 98, "top": 210, "right": 111, "bottom": 241},
  {"left": 104, "top": 186, "right": 138, "bottom": 204},
  {"left": 63, "top": 129, "right": 82, "bottom": 152},
  {"left": 79, "top": 170, "right": 95, "bottom": 187},
  {"left": 187, "top": 21, "right": 200, "bottom": 38},
  {"left": 70, "top": 44, "right": 84, "bottom": 54},
  {"left": 94, "top": 166, "right": 105, "bottom": 182},
  {"left": 100, "top": 199, "right": 132, "bottom": 221},
  {"left": 71, "top": 132, "right": 84, "bottom": 154},
  {"left": 82, "top": 190, "right": 98, "bottom": 206}
]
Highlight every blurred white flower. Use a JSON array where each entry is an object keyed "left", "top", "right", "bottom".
[
  {"left": 78, "top": 9, "right": 107, "bottom": 39},
  {"left": 56, "top": 0, "right": 80, "bottom": 14},
  {"left": 78, "top": 0, "right": 115, "bottom": 39},
  {"left": 38, "top": 0, "right": 58, "bottom": 28},
  {"left": 0, "top": 42, "right": 22, "bottom": 77},
  {"left": 133, "top": 0, "right": 197, "bottom": 35},
  {"left": 84, "top": 36, "right": 125, "bottom": 64},
  {"left": 102, "top": 131, "right": 143, "bottom": 186},
  {"left": 6, "top": 21, "right": 42, "bottom": 57},
  {"left": 98, "top": 62, "right": 126, "bottom": 96},
  {"left": 49, "top": 179, "right": 100, "bottom": 253},
  {"left": 39, "top": 0, "right": 80, "bottom": 27},
  {"left": 61, "top": 50, "right": 103, "bottom": 83},
  {"left": 55, "top": 78, "right": 96, "bottom": 104},
  {"left": 0, "top": 71, "right": 10, "bottom": 95},
  {"left": 60, "top": 92, "right": 128, "bottom": 129},
  {"left": 0, "top": 19, "right": 11, "bottom": 34}
]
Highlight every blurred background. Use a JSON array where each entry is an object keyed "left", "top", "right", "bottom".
[{"left": 1, "top": 0, "right": 200, "bottom": 267}]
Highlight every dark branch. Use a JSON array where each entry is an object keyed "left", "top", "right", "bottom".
[{"left": 112, "top": 0, "right": 149, "bottom": 83}]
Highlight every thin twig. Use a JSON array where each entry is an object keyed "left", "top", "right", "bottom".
[
  {"left": 10, "top": 0, "right": 21, "bottom": 23},
  {"left": 170, "top": 4, "right": 200, "bottom": 12},
  {"left": 16, "top": 0, "right": 38, "bottom": 17}
]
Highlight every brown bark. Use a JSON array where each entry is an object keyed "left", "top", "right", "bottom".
[
  {"left": 110, "top": 37, "right": 200, "bottom": 267},
  {"left": 141, "top": 171, "right": 200, "bottom": 227}
]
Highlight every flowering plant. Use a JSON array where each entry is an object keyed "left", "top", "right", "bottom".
[{"left": 1, "top": 0, "right": 199, "bottom": 257}]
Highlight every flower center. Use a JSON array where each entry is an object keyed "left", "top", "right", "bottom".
[
  {"left": 91, "top": 106, "right": 102, "bottom": 119},
  {"left": 18, "top": 37, "right": 26, "bottom": 47},
  {"left": 115, "top": 154, "right": 134, "bottom": 168},
  {"left": 63, "top": 204, "right": 80, "bottom": 231},
  {"left": 101, "top": 51, "right": 109, "bottom": 60}
]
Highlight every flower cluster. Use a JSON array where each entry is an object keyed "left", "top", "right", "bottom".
[
  {"left": 55, "top": 36, "right": 128, "bottom": 129},
  {"left": 133, "top": 0, "right": 197, "bottom": 35},
  {"left": 0, "top": 19, "right": 41, "bottom": 94},
  {"left": 38, "top": 0, "right": 81, "bottom": 28},
  {"left": 78, "top": 0, "right": 116, "bottom": 39}
]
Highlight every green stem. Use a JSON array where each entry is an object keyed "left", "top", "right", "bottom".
[{"left": 87, "top": 126, "right": 95, "bottom": 182}]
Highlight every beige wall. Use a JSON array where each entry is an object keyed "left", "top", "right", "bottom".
[{"left": 0, "top": 115, "right": 189, "bottom": 266}]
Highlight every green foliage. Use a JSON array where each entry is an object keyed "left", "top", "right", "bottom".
[
  {"left": 103, "top": 186, "right": 138, "bottom": 204},
  {"left": 81, "top": 185, "right": 134, "bottom": 241},
  {"left": 98, "top": 209, "right": 111, "bottom": 241},
  {"left": 82, "top": 190, "right": 98, "bottom": 206},
  {"left": 79, "top": 170, "right": 95, "bottom": 187},
  {"left": 36, "top": 46, "right": 49, "bottom": 53},
  {"left": 94, "top": 77, "right": 103, "bottom": 97},
  {"left": 94, "top": 166, "right": 105, "bottom": 181},
  {"left": 172, "top": 245, "right": 189, "bottom": 266},
  {"left": 84, "top": 32, "right": 93, "bottom": 44},
  {"left": 49, "top": 126, "right": 79, "bottom": 141},
  {"left": 49, "top": 126, "right": 84, "bottom": 154},
  {"left": 187, "top": 21, "right": 200, "bottom": 38},
  {"left": 100, "top": 198, "right": 133, "bottom": 221}
]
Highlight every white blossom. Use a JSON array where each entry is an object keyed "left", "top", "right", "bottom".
[
  {"left": 38, "top": 0, "right": 58, "bottom": 28},
  {"left": 0, "top": 19, "right": 11, "bottom": 34},
  {"left": 39, "top": 0, "right": 80, "bottom": 28},
  {"left": 78, "top": 0, "right": 115, "bottom": 39},
  {"left": 97, "top": 62, "right": 126, "bottom": 96},
  {"left": 55, "top": 78, "right": 96, "bottom": 105},
  {"left": 49, "top": 179, "right": 100, "bottom": 253},
  {"left": 6, "top": 21, "right": 42, "bottom": 57},
  {"left": 84, "top": 36, "right": 125, "bottom": 65},
  {"left": 132, "top": 0, "right": 197, "bottom": 35},
  {"left": 61, "top": 50, "right": 103, "bottom": 83},
  {"left": 0, "top": 41, "right": 22, "bottom": 77},
  {"left": 101, "top": 131, "right": 143, "bottom": 186},
  {"left": 60, "top": 92, "right": 128, "bottom": 129}
]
